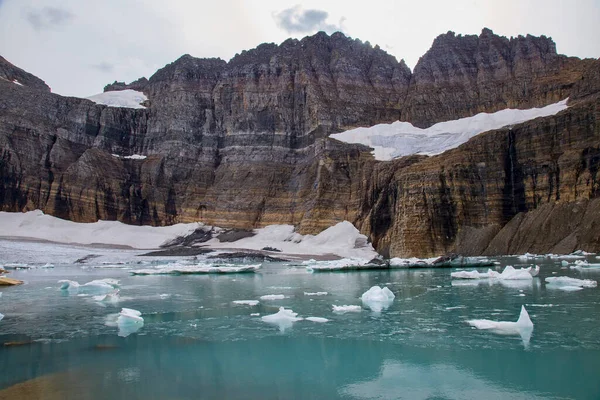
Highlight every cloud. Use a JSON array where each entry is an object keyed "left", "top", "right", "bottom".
[
  {"left": 273, "top": 5, "right": 343, "bottom": 34},
  {"left": 90, "top": 62, "right": 115, "bottom": 73},
  {"left": 25, "top": 6, "right": 74, "bottom": 31}
]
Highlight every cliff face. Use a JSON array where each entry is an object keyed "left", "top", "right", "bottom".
[{"left": 1, "top": 29, "right": 599, "bottom": 256}]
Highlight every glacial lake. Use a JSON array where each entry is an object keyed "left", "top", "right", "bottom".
[{"left": 1, "top": 239, "right": 600, "bottom": 399}]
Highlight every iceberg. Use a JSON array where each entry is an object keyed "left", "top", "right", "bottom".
[
  {"left": 451, "top": 266, "right": 535, "bottom": 281},
  {"left": 131, "top": 264, "right": 260, "bottom": 275},
  {"left": 117, "top": 308, "right": 144, "bottom": 337},
  {"left": 233, "top": 300, "right": 259, "bottom": 306},
  {"left": 545, "top": 276, "right": 597, "bottom": 290},
  {"left": 305, "top": 317, "right": 329, "bottom": 323},
  {"left": 570, "top": 260, "right": 600, "bottom": 271},
  {"left": 260, "top": 294, "right": 286, "bottom": 300},
  {"left": 361, "top": 286, "right": 395, "bottom": 312},
  {"left": 467, "top": 305, "right": 534, "bottom": 347},
  {"left": 59, "top": 278, "right": 120, "bottom": 294},
  {"left": 332, "top": 305, "right": 362, "bottom": 313},
  {"left": 261, "top": 307, "right": 302, "bottom": 332}
]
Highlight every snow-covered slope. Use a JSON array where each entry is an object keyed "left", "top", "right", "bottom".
[
  {"left": 331, "top": 99, "right": 568, "bottom": 161},
  {"left": 86, "top": 89, "right": 147, "bottom": 109}
]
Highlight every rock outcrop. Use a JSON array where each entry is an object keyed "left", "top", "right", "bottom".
[
  {"left": 0, "top": 56, "right": 51, "bottom": 92},
  {"left": 0, "top": 29, "right": 599, "bottom": 257}
]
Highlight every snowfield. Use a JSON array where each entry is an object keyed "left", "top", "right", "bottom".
[
  {"left": 331, "top": 99, "right": 568, "bottom": 160},
  {"left": 86, "top": 89, "right": 148, "bottom": 109}
]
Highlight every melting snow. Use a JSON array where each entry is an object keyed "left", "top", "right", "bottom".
[
  {"left": 86, "top": 89, "right": 148, "bottom": 109},
  {"left": 112, "top": 154, "right": 148, "bottom": 160},
  {"left": 331, "top": 99, "right": 568, "bottom": 160}
]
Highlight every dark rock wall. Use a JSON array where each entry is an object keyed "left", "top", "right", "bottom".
[{"left": 1, "top": 30, "right": 599, "bottom": 256}]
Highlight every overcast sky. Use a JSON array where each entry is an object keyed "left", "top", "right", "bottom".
[{"left": 1, "top": 0, "right": 598, "bottom": 97}]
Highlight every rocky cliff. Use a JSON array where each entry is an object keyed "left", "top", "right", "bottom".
[{"left": 0, "top": 29, "right": 599, "bottom": 257}]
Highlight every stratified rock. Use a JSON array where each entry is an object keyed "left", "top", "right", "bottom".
[
  {"left": 0, "top": 56, "right": 51, "bottom": 91},
  {"left": 0, "top": 276, "right": 23, "bottom": 286}
]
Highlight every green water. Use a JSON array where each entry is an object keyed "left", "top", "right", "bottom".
[{"left": 1, "top": 241, "right": 599, "bottom": 399}]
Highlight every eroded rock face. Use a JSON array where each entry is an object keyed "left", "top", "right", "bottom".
[
  {"left": 0, "top": 56, "right": 50, "bottom": 92},
  {"left": 0, "top": 30, "right": 599, "bottom": 257}
]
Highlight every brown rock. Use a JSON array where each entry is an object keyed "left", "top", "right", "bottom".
[{"left": 0, "top": 276, "right": 23, "bottom": 286}]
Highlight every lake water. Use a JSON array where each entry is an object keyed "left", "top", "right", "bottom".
[{"left": 1, "top": 239, "right": 600, "bottom": 399}]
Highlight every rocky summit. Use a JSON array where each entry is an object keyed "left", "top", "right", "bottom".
[{"left": 0, "top": 29, "right": 599, "bottom": 257}]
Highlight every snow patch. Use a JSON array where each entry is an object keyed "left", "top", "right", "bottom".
[
  {"left": 86, "top": 89, "right": 148, "bottom": 109},
  {"left": 332, "top": 100, "right": 568, "bottom": 160},
  {"left": 12, "top": 80, "right": 23, "bottom": 86},
  {"left": 112, "top": 154, "right": 148, "bottom": 160}
]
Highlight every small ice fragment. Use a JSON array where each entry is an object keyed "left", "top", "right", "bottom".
[
  {"left": 59, "top": 278, "right": 119, "bottom": 294},
  {"left": 261, "top": 307, "right": 302, "bottom": 332},
  {"left": 233, "top": 300, "right": 259, "bottom": 306},
  {"left": 260, "top": 294, "right": 286, "bottom": 300},
  {"left": 467, "top": 305, "right": 534, "bottom": 347},
  {"left": 117, "top": 308, "right": 144, "bottom": 337},
  {"left": 93, "top": 290, "right": 120, "bottom": 303},
  {"left": 159, "top": 294, "right": 170, "bottom": 299},
  {"left": 306, "top": 317, "right": 329, "bottom": 323},
  {"left": 0, "top": 313, "right": 4, "bottom": 321},
  {"left": 361, "top": 286, "right": 395, "bottom": 312},
  {"left": 304, "top": 292, "right": 328, "bottom": 296},
  {"left": 250, "top": 313, "right": 260, "bottom": 316},
  {"left": 561, "top": 260, "right": 569, "bottom": 267},
  {"left": 332, "top": 305, "right": 362, "bottom": 313}
]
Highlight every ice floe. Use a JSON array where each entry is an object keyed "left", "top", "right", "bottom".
[
  {"left": 361, "top": 286, "right": 395, "bottom": 312},
  {"left": 59, "top": 278, "right": 120, "bottom": 294},
  {"left": 305, "top": 258, "right": 372, "bottom": 272},
  {"left": 261, "top": 307, "right": 302, "bottom": 332},
  {"left": 93, "top": 290, "right": 120, "bottom": 304},
  {"left": 331, "top": 99, "right": 567, "bottom": 160},
  {"left": 305, "top": 317, "right": 329, "bottom": 323},
  {"left": 233, "top": 300, "right": 259, "bottom": 306},
  {"left": 260, "top": 294, "right": 286, "bottom": 300},
  {"left": 545, "top": 276, "right": 597, "bottom": 291},
  {"left": 467, "top": 305, "right": 534, "bottom": 346},
  {"left": 0, "top": 313, "right": 3, "bottom": 321},
  {"left": 570, "top": 260, "right": 600, "bottom": 271},
  {"left": 131, "top": 264, "right": 260, "bottom": 275},
  {"left": 86, "top": 89, "right": 148, "bottom": 109},
  {"left": 117, "top": 308, "right": 144, "bottom": 337},
  {"left": 451, "top": 265, "right": 537, "bottom": 281},
  {"left": 332, "top": 305, "right": 362, "bottom": 313},
  {"left": 304, "top": 292, "right": 328, "bottom": 296}
]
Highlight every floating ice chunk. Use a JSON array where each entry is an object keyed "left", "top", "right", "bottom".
[
  {"left": 304, "top": 292, "right": 328, "bottom": 296},
  {"left": 451, "top": 270, "right": 491, "bottom": 279},
  {"left": 451, "top": 266, "right": 533, "bottom": 282},
  {"left": 361, "top": 286, "right": 395, "bottom": 312},
  {"left": 332, "top": 305, "right": 362, "bottom": 313},
  {"left": 117, "top": 308, "right": 144, "bottom": 337},
  {"left": 260, "top": 294, "right": 285, "bottom": 300},
  {"left": 467, "top": 306, "right": 534, "bottom": 347},
  {"left": 250, "top": 313, "right": 260, "bottom": 316},
  {"left": 233, "top": 300, "right": 259, "bottom": 306},
  {"left": 132, "top": 264, "right": 260, "bottom": 275},
  {"left": 545, "top": 276, "right": 597, "bottom": 290},
  {"left": 570, "top": 260, "right": 600, "bottom": 271},
  {"left": 261, "top": 307, "right": 302, "bottom": 332},
  {"left": 528, "top": 265, "right": 540, "bottom": 277},
  {"left": 59, "top": 278, "right": 119, "bottom": 294},
  {"left": 306, "top": 317, "right": 329, "bottom": 323},
  {"left": 561, "top": 260, "right": 569, "bottom": 267},
  {"left": 0, "top": 313, "right": 3, "bottom": 321},
  {"left": 93, "top": 290, "right": 120, "bottom": 304},
  {"left": 305, "top": 258, "right": 371, "bottom": 272}
]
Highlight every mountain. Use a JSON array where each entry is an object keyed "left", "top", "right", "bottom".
[{"left": 0, "top": 28, "right": 599, "bottom": 257}]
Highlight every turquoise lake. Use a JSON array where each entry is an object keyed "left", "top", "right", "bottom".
[{"left": 1, "top": 239, "right": 599, "bottom": 399}]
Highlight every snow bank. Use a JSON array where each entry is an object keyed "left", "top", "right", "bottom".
[
  {"left": 332, "top": 305, "right": 362, "bottom": 313},
  {"left": 361, "top": 286, "right": 395, "bottom": 312},
  {"left": 233, "top": 300, "right": 259, "bottom": 306},
  {"left": 12, "top": 79, "right": 23, "bottom": 86},
  {"left": 261, "top": 307, "right": 302, "bottom": 332},
  {"left": 117, "top": 308, "right": 144, "bottom": 337},
  {"left": 59, "top": 278, "right": 119, "bottom": 294},
  {"left": 332, "top": 100, "right": 567, "bottom": 160},
  {"left": 86, "top": 89, "right": 148, "bottom": 109},
  {"left": 131, "top": 264, "right": 260, "bottom": 275},
  {"left": 205, "top": 221, "right": 377, "bottom": 259},
  {"left": 545, "top": 276, "right": 597, "bottom": 291},
  {"left": 467, "top": 306, "right": 534, "bottom": 346},
  {"left": 0, "top": 210, "right": 202, "bottom": 249}
]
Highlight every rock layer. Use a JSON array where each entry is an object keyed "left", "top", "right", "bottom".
[{"left": 1, "top": 29, "right": 599, "bottom": 257}]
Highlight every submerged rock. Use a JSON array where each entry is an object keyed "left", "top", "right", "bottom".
[{"left": 0, "top": 276, "right": 23, "bottom": 286}]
